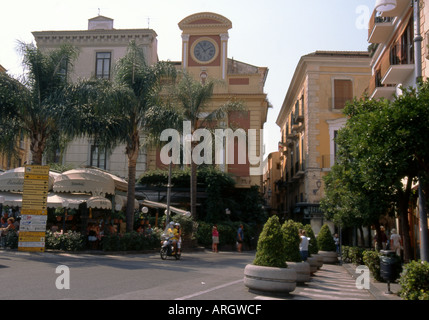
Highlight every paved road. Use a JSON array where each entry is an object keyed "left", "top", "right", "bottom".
[{"left": 0, "top": 249, "right": 399, "bottom": 301}]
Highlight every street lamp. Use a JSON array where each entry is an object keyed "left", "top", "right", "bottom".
[
  {"left": 375, "top": 0, "right": 397, "bottom": 12},
  {"left": 377, "top": 0, "right": 429, "bottom": 262}
]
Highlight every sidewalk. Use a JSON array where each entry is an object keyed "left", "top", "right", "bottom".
[{"left": 342, "top": 263, "right": 402, "bottom": 300}]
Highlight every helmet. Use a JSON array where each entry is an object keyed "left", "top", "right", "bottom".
[{"left": 175, "top": 222, "right": 180, "bottom": 226}]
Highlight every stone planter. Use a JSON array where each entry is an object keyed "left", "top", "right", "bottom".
[
  {"left": 312, "top": 254, "right": 324, "bottom": 269},
  {"left": 244, "top": 264, "right": 297, "bottom": 294},
  {"left": 287, "top": 261, "right": 311, "bottom": 283},
  {"left": 319, "top": 251, "right": 338, "bottom": 264},
  {"left": 306, "top": 256, "right": 318, "bottom": 274}
]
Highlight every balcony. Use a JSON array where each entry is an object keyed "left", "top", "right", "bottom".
[
  {"left": 293, "top": 160, "right": 305, "bottom": 180},
  {"left": 382, "top": 43, "right": 415, "bottom": 85},
  {"left": 368, "top": 11, "right": 395, "bottom": 43},
  {"left": 370, "top": 69, "right": 397, "bottom": 100}
]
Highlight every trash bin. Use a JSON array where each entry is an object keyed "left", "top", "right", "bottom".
[
  {"left": 379, "top": 250, "right": 400, "bottom": 294},
  {"left": 380, "top": 250, "right": 400, "bottom": 282}
]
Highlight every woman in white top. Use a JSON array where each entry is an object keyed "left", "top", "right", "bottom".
[
  {"left": 390, "top": 228, "right": 402, "bottom": 256},
  {"left": 299, "top": 229, "right": 309, "bottom": 261}
]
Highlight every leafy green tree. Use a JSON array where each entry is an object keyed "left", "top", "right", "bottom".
[
  {"left": 145, "top": 71, "right": 244, "bottom": 220},
  {"left": 321, "top": 79, "right": 429, "bottom": 261},
  {"left": 0, "top": 42, "right": 78, "bottom": 165}
]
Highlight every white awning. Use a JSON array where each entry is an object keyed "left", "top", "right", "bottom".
[
  {"left": 0, "top": 167, "right": 58, "bottom": 192},
  {"left": 53, "top": 168, "right": 115, "bottom": 195},
  {"left": 141, "top": 200, "right": 191, "bottom": 217},
  {"left": 87, "top": 196, "right": 112, "bottom": 210},
  {"left": 114, "top": 194, "right": 139, "bottom": 211},
  {"left": 0, "top": 192, "right": 90, "bottom": 209}
]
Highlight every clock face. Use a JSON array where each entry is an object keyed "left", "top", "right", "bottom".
[{"left": 193, "top": 40, "right": 217, "bottom": 63}]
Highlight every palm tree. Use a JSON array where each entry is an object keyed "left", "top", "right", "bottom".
[
  {"left": 0, "top": 42, "right": 78, "bottom": 165},
  {"left": 76, "top": 41, "right": 177, "bottom": 232},
  {"left": 146, "top": 71, "right": 244, "bottom": 219}
]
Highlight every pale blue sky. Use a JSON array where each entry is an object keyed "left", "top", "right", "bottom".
[{"left": 0, "top": 0, "right": 376, "bottom": 156}]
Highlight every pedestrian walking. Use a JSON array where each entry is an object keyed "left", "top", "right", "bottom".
[
  {"left": 299, "top": 229, "right": 309, "bottom": 261},
  {"left": 237, "top": 224, "right": 244, "bottom": 252},
  {"left": 390, "top": 228, "right": 402, "bottom": 257},
  {"left": 212, "top": 225, "right": 219, "bottom": 253}
]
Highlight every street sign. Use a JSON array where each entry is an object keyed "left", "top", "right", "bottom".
[{"left": 19, "top": 165, "right": 50, "bottom": 252}]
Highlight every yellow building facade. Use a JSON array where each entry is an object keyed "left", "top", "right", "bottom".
[{"left": 276, "top": 51, "right": 371, "bottom": 233}]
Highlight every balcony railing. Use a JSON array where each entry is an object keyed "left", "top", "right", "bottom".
[{"left": 368, "top": 10, "right": 395, "bottom": 43}]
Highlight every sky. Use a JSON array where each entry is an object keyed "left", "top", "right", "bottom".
[{"left": 0, "top": 0, "right": 376, "bottom": 158}]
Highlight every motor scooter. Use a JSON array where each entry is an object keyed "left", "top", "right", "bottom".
[{"left": 160, "top": 236, "right": 181, "bottom": 260}]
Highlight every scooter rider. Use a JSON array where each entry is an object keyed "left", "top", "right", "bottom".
[
  {"left": 166, "top": 221, "right": 178, "bottom": 253},
  {"left": 175, "top": 223, "right": 182, "bottom": 254}
]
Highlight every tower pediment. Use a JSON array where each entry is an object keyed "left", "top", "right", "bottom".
[{"left": 178, "top": 12, "right": 232, "bottom": 31}]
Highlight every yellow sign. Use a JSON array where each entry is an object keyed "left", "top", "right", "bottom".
[
  {"left": 19, "top": 232, "right": 45, "bottom": 242},
  {"left": 19, "top": 165, "right": 50, "bottom": 252},
  {"left": 20, "top": 209, "right": 47, "bottom": 215}
]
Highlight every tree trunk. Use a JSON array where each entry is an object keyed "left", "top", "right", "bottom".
[
  {"left": 126, "top": 159, "right": 137, "bottom": 233},
  {"left": 190, "top": 160, "right": 197, "bottom": 220},
  {"left": 126, "top": 141, "right": 139, "bottom": 233},
  {"left": 30, "top": 133, "right": 46, "bottom": 165},
  {"left": 398, "top": 178, "right": 413, "bottom": 263}
]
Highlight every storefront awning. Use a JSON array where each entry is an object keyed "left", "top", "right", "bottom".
[
  {"left": 141, "top": 200, "right": 191, "bottom": 217},
  {"left": 0, "top": 191, "right": 91, "bottom": 209},
  {"left": 87, "top": 196, "right": 112, "bottom": 210},
  {"left": 0, "top": 167, "right": 58, "bottom": 192},
  {"left": 53, "top": 168, "right": 116, "bottom": 195},
  {"left": 115, "top": 194, "right": 139, "bottom": 211}
]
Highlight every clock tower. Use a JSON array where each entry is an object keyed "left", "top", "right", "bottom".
[{"left": 179, "top": 12, "right": 232, "bottom": 81}]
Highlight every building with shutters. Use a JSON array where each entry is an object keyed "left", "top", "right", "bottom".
[{"left": 276, "top": 51, "right": 371, "bottom": 233}]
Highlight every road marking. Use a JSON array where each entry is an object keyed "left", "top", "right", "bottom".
[{"left": 175, "top": 279, "right": 243, "bottom": 300}]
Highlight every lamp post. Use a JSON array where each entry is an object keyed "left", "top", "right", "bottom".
[
  {"left": 376, "top": 0, "right": 428, "bottom": 262},
  {"left": 375, "top": 0, "right": 397, "bottom": 12}
]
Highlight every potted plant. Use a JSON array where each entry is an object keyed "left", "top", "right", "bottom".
[
  {"left": 317, "top": 224, "right": 338, "bottom": 264},
  {"left": 282, "top": 220, "right": 310, "bottom": 283},
  {"left": 303, "top": 224, "right": 321, "bottom": 273},
  {"left": 244, "top": 216, "right": 297, "bottom": 293},
  {"left": 54, "top": 208, "right": 64, "bottom": 221}
]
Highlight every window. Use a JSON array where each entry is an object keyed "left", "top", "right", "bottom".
[
  {"left": 96, "top": 52, "right": 111, "bottom": 79},
  {"left": 333, "top": 79, "right": 353, "bottom": 109},
  {"left": 90, "top": 145, "right": 107, "bottom": 170}
]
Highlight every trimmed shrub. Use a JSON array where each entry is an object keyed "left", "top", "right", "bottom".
[
  {"left": 101, "top": 231, "right": 161, "bottom": 251},
  {"left": 45, "top": 231, "right": 85, "bottom": 251},
  {"left": 303, "top": 224, "right": 318, "bottom": 255},
  {"left": 253, "top": 216, "right": 287, "bottom": 268},
  {"left": 317, "top": 224, "right": 336, "bottom": 252},
  {"left": 195, "top": 221, "right": 257, "bottom": 249},
  {"left": 349, "top": 246, "right": 365, "bottom": 265},
  {"left": 342, "top": 246, "right": 351, "bottom": 263},
  {"left": 281, "top": 220, "right": 301, "bottom": 262},
  {"left": 399, "top": 260, "right": 429, "bottom": 300},
  {"left": 363, "top": 250, "right": 383, "bottom": 282}
]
